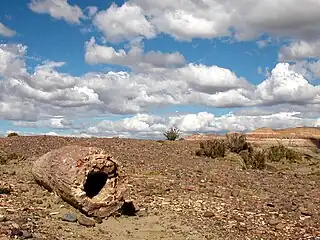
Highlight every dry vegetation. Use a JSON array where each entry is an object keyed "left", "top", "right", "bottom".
[
  {"left": 0, "top": 133, "right": 319, "bottom": 240},
  {"left": 195, "top": 133, "right": 303, "bottom": 170}
]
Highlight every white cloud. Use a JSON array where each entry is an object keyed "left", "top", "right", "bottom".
[
  {"left": 0, "top": 22, "right": 16, "bottom": 37},
  {"left": 279, "top": 40, "right": 320, "bottom": 61},
  {"left": 93, "top": 2, "right": 156, "bottom": 43},
  {"left": 85, "top": 37, "right": 185, "bottom": 70},
  {"left": 84, "top": 111, "right": 319, "bottom": 139},
  {"left": 288, "top": 60, "right": 320, "bottom": 81},
  {"left": 255, "top": 63, "right": 320, "bottom": 105},
  {"left": 29, "top": 0, "right": 84, "bottom": 24},
  {"left": 0, "top": 44, "right": 27, "bottom": 78},
  {"left": 1, "top": 43, "right": 319, "bottom": 126},
  {"left": 129, "top": 0, "right": 320, "bottom": 42},
  {"left": 85, "top": 6, "right": 98, "bottom": 17}
]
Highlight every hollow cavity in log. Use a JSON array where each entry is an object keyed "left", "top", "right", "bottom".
[{"left": 84, "top": 171, "right": 109, "bottom": 198}]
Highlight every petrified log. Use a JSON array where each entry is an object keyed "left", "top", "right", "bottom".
[{"left": 32, "top": 145, "right": 127, "bottom": 218}]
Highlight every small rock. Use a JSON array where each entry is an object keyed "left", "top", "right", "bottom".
[
  {"left": 203, "top": 211, "right": 215, "bottom": 218},
  {"left": 231, "top": 189, "right": 240, "bottom": 197},
  {"left": 10, "top": 229, "right": 23, "bottom": 237},
  {"left": 22, "top": 230, "right": 33, "bottom": 239},
  {"left": 35, "top": 199, "right": 43, "bottom": 204},
  {"left": 11, "top": 223, "right": 20, "bottom": 229},
  {"left": 136, "top": 209, "right": 148, "bottom": 217},
  {"left": 276, "top": 223, "right": 286, "bottom": 230},
  {"left": 268, "top": 219, "right": 281, "bottom": 225},
  {"left": 299, "top": 206, "right": 314, "bottom": 216},
  {"left": 0, "top": 236, "right": 10, "bottom": 240},
  {"left": 266, "top": 203, "right": 275, "bottom": 208},
  {"left": 61, "top": 213, "right": 77, "bottom": 223},
  {"left": 0, "top": 214, "right": 7, "bottom": 222},
  {"left": 78, "top": 215, "right": 95, "bottom": 227}
]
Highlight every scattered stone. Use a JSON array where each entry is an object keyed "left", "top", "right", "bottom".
[
  {"left": 203, "top": 211, "right": 215, "bottom": 218},
  {"left": 231, "top": 189, "right": 240, "bottom": 197},
  {"left": 0, "top": 215, "right": 7, "bottom": 222},
  {"left": 0, "top": 185, "right": 11, "bottom": 195},
  {"left": 10, "top": 228, "right": 23, "bottom": 237},
  {"left": 136, "top": 209, "right": 148, "bottom": 217},
  {"left": 276, "top": 223, "right": 286, "bottom": 230},
  {"left": 299, "top": 206, "right": 314, "bottom": 216},
  {"left": 267, "top": 203, "right": 275, "bottom": 208},
  {"left": 268, "top": 219, "right": 281, "bottom": 225},
  {"left": 22, "top": 230, "right": 33, "bottom": 239},
  {"left": 36, "top": 199, "right": 43, "bottom": 204},
  {"left": 61, "top": 213, "right": 77, "bottom": 223},
  {"left": 0, "top": 237, "right": 10, "bottom": 240},
  {"left": 78, "top": 215, "right": 96, "bottom": 227},
  {"left": 11, "top": 223, "right": 20, "bottom": 229}
]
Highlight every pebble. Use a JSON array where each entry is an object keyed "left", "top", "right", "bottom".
[
  {"left": 269, "top": 219, "right": 281, "bottom": 225},
  {"left": 276, "top": 223, "right": 286, "bottom": 230},
  {"left": 136, "top": 209, "right": 148, "bottom": 217},
  {"left": 231, "top": 189, "right": 240, "bottom": 197},
  {"left": 299, "top": 206, "right": 314, "bottom": 216},
  {"left": 10, "top": 229, "right": 23, "bottom": 237},
  {"left": 61, "top": 213, "right": 77, "bottom": 223},
  {"left": 36, "top": 199, "right": 43, "bottom": 204},
  {"left": 22, "top": 230, "right": 33, "bottom": 239},
  {"left": 78, "top": 215, "right": 95, "bottom": 227},
  {"left": 0, "top": 214, "right": 7, "bottom": 222},
  {"left": 203, "top": 211, "right": 215, "bottom": 218}
]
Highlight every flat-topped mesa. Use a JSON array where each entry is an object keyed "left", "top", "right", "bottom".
[{"left": 32, "top": 145, "right": 127, "bottom": 218}]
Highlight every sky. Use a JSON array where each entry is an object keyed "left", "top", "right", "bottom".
[{"left": 0, "top": 0, "right": 319, "bottom": 139}]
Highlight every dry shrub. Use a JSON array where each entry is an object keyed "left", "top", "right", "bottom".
[
  {"left": 196, "top": 139, "right": 226, "bottom": 159},
  {"left": 226, "top": 133, "right": 249, "bottom": 153},
  {"left": 164, "top": 127, "right": 180, "bottom": 141},
  {"left": 267, "top": 143, "right": 302, "bottom": 163},
  {"left": 240, "top": 149, "right": 266, "bottom": 170},
  {"left": 7, "top": 132, "right": 19, "bottom": 137}
]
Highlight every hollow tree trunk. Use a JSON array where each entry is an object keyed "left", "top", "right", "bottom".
[{"left": 32, "top": 145, "right": 127, "bottom": 218}]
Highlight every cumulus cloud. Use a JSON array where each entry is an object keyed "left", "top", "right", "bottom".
[
  {"left": 288, "top": 60, "right": 320, "bottom": 82},
  {"left": 0, "top": 22, "right": 16, "bottom": 37},
  {"left": 84, "top": 111, "right": 320, "bottom": 139},
  {"left": 85, "top": 37, "right": 185, "bottom": 70},
  {"left": 279, "top": 40, "right": 320, "bottom": 61},
  {"left": 255, "top": 63, "right": 320, "bottom": 105},
  {"left": 95, "top": 0, "right": 319, "bottom": 42},
  {"left": 29, "top": 0, "right": 84, "bottom": 24},
  {"left": 93, "top": 2, "right": 156, "bottom": 43},
  {"left": 13, "top": 117, "right": 74, "bottom": 129},
  {"left": 0, "top": 44, "right": 27, "bottom": 78},
  {"left": 1, "top": 43, "right": 319, "bottom": 130}
]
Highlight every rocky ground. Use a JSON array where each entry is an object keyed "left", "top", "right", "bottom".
[{"left": 0, "top": 135, "right": 320, "bottom": 240}]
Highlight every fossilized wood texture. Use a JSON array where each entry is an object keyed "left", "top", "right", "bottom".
[{"left": 32, "top": 145, "right": 127, "bottom": 218}]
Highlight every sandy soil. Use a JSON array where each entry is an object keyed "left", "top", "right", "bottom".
[{"left": 0, "top": 135, "right": 320, "bottom": 240}]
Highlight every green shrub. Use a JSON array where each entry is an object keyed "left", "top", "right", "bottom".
[
  {"left": 164, "top": 127, "right": 180, "bottom": 141},
  {"left": 196, "top": 139, "right": 226, "bottom": 159},
  {"left": 267, "top": 143, "right": 302, "bottom": 163},
  {"left": 226, "top": 133, "right": 249, "bottom": 153},
  {"left": 240, "top": 149, "right": 266, "bottom": 170},
  {"left": 7, "top": 132, "right": 19, "bottom": 137}
]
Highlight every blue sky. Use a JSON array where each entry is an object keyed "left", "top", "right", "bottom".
[{"left": 0, "top": 0, "right": 319, "bottom": 138}]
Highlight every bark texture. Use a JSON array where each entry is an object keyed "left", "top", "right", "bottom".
[{"left": 32, "top": 145, "right": 127, "bottom": 218}]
